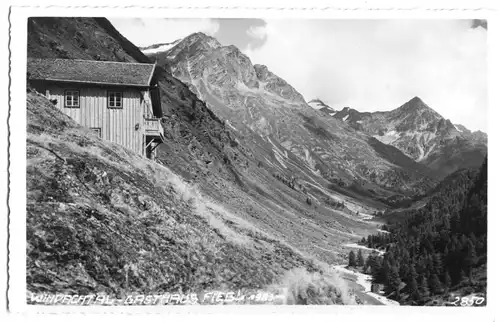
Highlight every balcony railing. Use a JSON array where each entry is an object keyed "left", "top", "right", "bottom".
[{"left": 143, "top": 117, "right": 162, "bottom": 135}]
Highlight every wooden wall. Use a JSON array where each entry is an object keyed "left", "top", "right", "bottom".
[{"left": 45, "top": 84, "right": 144, "bottom": 156}]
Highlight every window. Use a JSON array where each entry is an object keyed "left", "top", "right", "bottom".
[
  {"left": 90, "top": 127, "right": 101, "bottom": 138},
  {"left": 108, "top": 91, "right": 123, "bottom": 108},
  {"left": 64, "top": 90, "right": 80, "bottom": 108}
]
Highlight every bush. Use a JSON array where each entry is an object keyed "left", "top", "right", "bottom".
[{"left": 276, "top": 268, "right": 355, "bottom": 305}]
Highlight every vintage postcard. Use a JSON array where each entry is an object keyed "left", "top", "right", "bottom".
[{"left": 5, "top": 0, "right": 498, "bottom": 320}]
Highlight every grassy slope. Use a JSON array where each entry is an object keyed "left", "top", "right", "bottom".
[
  {"left": 27, "top": 16, "right": 382, "bottom": 257},
  {"left": 26, "top": 90, "right": 358, "bottom": 304},
  {"left": 25, "top": 17, "right": 389, "bottom": 304}
]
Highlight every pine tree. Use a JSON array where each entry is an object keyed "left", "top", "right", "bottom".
[
  {"left": 348, "top": 250, "right": 357, "bottom": 267},
  {"left": 366, "top": 253, "right": 373, "bottom": 268},
  {"left": 382, "top": 257, "right": 392, "bottom": 285},
  {"left": 443, "top": 271, "right": 451, "bottom": 293},
  {"left": 432, "top": 253, "right": 443, "bottom": 276},
  {"left": 443, "top": 213, "right": 451, "bottom": 230},
  {"left": 419, "top": 276, "right": 430, "bottom": 299},
  {"left": 429, "top": 273, "right": 443, "bottom": 295},
  {"left": 410, "top": 277, "right": 421, "bottom": 303},
  {"left": 388, "top": 265, "right": 402, "bottom": 298},
  {"left": 408, "top": 264, "right": 418, "bottom": 280},
  {"left": 356, "top": 249, "right": 365, "bottom": 267},
  {"left": 371, "top": 256, "right": 384, "bottom": 284},
  {"left": 408, "top": 272, "right": 419, "bottom": 294},
  {"left": 458, "top": 269, "right": 466, "bottom": 284},
  {"left": 464, "top": 239, "right": 477, "bottom": 281}
]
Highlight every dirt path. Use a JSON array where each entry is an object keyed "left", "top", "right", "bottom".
[{"left": 343, "top": 242, "right": 385, "bottom": 255}]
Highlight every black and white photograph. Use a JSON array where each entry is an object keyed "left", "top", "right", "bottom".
[{"left": 4, "top": 1, "right": 498, "bottom": 317}]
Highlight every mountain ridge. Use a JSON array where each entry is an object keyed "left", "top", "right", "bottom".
[
  {"left": 317, "top": 96, "right": 487, "bottom": 178},
  {"left": 144, "top": 32, "right": 439, "bottom": 201}
]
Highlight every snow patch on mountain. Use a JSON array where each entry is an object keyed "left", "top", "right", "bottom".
[
  {"left": 423, "top": 143, "right": 437, "bottom": 160},
  {"left": 267, "top": 137, "right": 289, "bottom": 169},
  {"left": 454, "top": 124, "right": 463, "bottom": 132},
  {"left": 236, "top": 80, "right": 296, "bottom": 105},
  {"left": 302, "top": 148, "right": 318, "bottom": 173},
  {"left": 141, "top": 40, "right": 181, "bottom": 55},
  {"left": 274, "top": 153, "right": 288, "bottom": 169},
  {"left": 309, "top": 101, "right": 324, "bottom": 110},
  {"left": 373, "top": 130, "right": 400, "bottom": 145},
  {"left": 343, "top": 115, "right": 349, "bottom": 122},
  {"left": 280, "top": 140, "right": 293, "bottom": 151},
  {"left": 416, "top": 144, "right": 426, "bottom": 162}
]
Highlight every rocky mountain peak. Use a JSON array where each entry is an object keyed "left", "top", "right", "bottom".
[
  {"left": 320, "top": 95, "right": 487, "bottom": 174},
  {"left": 386, "top": 96, "right": 447, "bottom": 133},
  {"left": 409, "top": 95, "right": 424, "bottom": 104},
  {"left": 164, "top": 32, "right": 221, "bottom": 60},
  {"left": 396, "top": 96, "right": 438, "bottom": 116},
  {"left": 185, "top": 32, "right": 221, "bottom": 47}
]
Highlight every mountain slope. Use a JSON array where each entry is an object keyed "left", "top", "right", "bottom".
[
  {"left": 378, "top": 167, "right": 479, "bottom": 223},
  {"left": 28, "top": 18, "right": 150, "bottom": 63},
  {"left": 146, "top": 32, "right": 437, "bottom": 201},
  {"left": 27, "top": 17, "right": 398, "bottom": 304},
  {"left": 27, "top": 88, "right": 359, "bottom": 304},
  {"left": 324, "top": 96, "right": 487, "bottom": 178}
]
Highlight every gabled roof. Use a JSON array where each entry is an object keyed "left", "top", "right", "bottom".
[{"left": 27, "top": 58, "right": 156, "bottom": 87}]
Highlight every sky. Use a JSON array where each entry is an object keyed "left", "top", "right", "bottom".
[{"left": 109, "top": 18, "right": 488, "bottom": 132}]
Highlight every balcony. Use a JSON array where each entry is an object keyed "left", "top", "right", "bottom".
[{"left": 143, "top": 117, "right": 163, "bottom": 136}]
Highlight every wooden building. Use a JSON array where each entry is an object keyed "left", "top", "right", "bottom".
[{"left": 27, "top": 58, "right": 164, "bottom": 159}]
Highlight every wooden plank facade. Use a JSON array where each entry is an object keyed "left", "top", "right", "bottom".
[{"left": 28, "top": 58, "right": 164, "bottom": 159}]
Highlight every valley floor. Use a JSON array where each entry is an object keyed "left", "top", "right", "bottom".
[
  {"left": 334, "top": 262, "right": 398, "bottom": 306},
  {"left": 336, "top": 234, "right": 398, "bottom": 305}
]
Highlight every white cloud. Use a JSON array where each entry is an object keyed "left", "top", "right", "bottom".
[
  {"left": 246, "top": 25, "right": 267, "bottom": 40},
  {"left": 109, "top": 18, "right": 220, "bottom": 47},
  {"left": 244, "top": 20, "right": 487, "bottom": 132}
]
